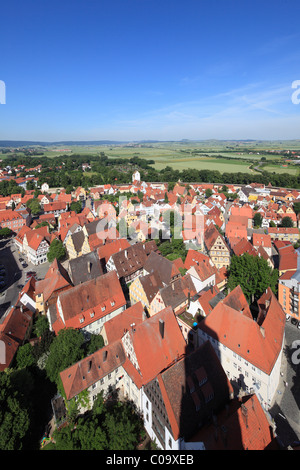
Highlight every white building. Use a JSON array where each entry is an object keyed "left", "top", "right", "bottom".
[
  {"left": 132, "top": 170, "right": 140, "bottom": 183},
  {"left": 197, "top": 287, "right": 285, "bottom": 410}
]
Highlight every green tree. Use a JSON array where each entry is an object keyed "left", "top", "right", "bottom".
[
  {"left": 0, "top": 227, "right": 12, "bottom": 238},
  {"left": 45, "top": 328, "right": 85, "bottom": 387},
  {"left": 15, "top": 343, "right": 36, "bottom": 369},
  {"left": 52, "top": 394, "right": 143, "bottom": 450},
  {"left": 26, "top": 198, "right": 41, "bottom": 215},
  {"left": 33, "top": 315, "right": 50, "bottom": 338},
  {"left": 70, "top": 200, "right": 82, "bottom": 214},
  {"left": 34, "top": 221, "right": 50, "bottom": 230},
  {"left": 227, "top": 253, "right": 278, "bottom": 302},
  {"left": 205, "top": 188, "right": 213, "bottom": 198},
  {"left": 0, "top": 371, "right": 30, "bottom": 450},
  {"left": 293, "top": 202, "right": 300, "bottom": 215},
  {"left": 86, "top": 334, "right": 104, "bottom": 355},
  {"left": 280, "top": 216, "right": 294, "bottom": 228},
  {"left": 253, "top": 212, "right": 263, "bottom": 228},
  {"left": 47, "top": 239, "right": 66, "bottom": 263}
]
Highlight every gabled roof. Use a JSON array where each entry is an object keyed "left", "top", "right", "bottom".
[
  {"left": 60, "top": 340, "right": 126, "bottom": 400},
  {"left": 204, "top": 224, "right": 227, "bottom": 251},
  {"left": 184, "top": 250, "right": 210, "bottom": 270},
  {"left": 123, "top": 306, "right": 186, "bottom": 387},
  {"left": 188, "top": 258, "right": 216, "bottom": 283},
  {"left": 144, "top": 251, "right": 180, "bottom": 285},
  {"left": 54, "top": 271, "right": 126, "bottom": 332},
  {"left": 97, "top": 238, "right": 131, "bottom": 263},
  {"left": 232, "top": 238, "right": 257, "bottom": 257},
  {"left": 139, "top": 270, "right": 165, "bottom": 303},
  {"left": 155, "top": 340, "right": 233, "bottom": 441},
  {"left": 35, "top": 258, "right": 72, "bottom": 302},
  {"left": 223, "top": 286, "right": 253, "bottom": 319},
  {"left": 68, "top": 251, "right": 104, "bottom": 285},
  {"left": 0, "top": 304, "right": 33, "bottom": 349},
  {"left": 189, "top": 394, "right": 278, "bottom": 450},
  {"left": 110, "top": 242, "right": 149, "bottom": 278},
  {"left": 252, "top": 233, "right": 272, "bottom": 248},
  {"left": 198, "top": 288, "right": 285, "bottom": 375},
  {"left": 103, "top": 302, "right": 145, "bottom": 344}
]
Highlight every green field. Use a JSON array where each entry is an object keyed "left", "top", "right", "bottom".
[{"left": 2, "top": 139, "right": 300, "bottom": 177}]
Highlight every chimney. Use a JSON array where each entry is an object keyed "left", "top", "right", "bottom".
[
  {"left": 103, "top": 350, "right": 108, "bottom": 362},
  {"left": 241, "top": 404, "right": 248, "bottom": 428},
  {"left": 88, "top": 261, "right": 92, "bottom": 273},
  {"left": 159, "top": 319, "right": 165, "bottom": 339}
]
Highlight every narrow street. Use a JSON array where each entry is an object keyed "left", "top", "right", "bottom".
[
  {"left": 269, "top": 321, "right": 300, "bottom": 447},
  {"left": 0, "top": 236, "right": 50, "bottom": 323}
]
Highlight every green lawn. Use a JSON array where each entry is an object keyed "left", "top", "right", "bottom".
[{"left": 261, "top": 165, "right": 300, "bottom": 175}]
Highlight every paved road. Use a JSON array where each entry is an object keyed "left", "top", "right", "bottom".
[
  {"left": 0, "top": 237, "right": 50, "bottom": 322},
  {"left": 269, "top": 320, "right": 300, "bottom": 447}
]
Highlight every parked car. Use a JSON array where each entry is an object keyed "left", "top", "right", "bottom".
[{"left": 291, "top": 318, "right": 298, "bottom": 326}]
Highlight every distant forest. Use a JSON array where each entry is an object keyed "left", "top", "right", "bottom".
[{"left": 1, "top": 152, "right": 300, "bottom": 195}]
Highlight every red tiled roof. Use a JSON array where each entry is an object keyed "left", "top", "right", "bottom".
[
  {"left": 103, "top": 302, "right": 145, "bottom": 344},
  {"left": 60, "top": 340, "right": 126, "bottom": 400},
  {"left": 123, "top": 306, "right": 186, "bottom": 386},
  {"left": 53, "top": 271, "right": 126, "bottom": 333},
  {"left": 199, "top": 289, "right": 285, "bottom": 375},
  {"left": 97, "top": 238, "right": 130, "bottom": 263},
  {"left": 232, "top": 238, "right": 257, "bottom": 257},
  {"left": 184, "top": 250, "right": 210, "bottom": 271},
  {"left": 252, "top": 233, "right": 272, "bottom": 248},
  {"left": 189, "top": 394, "right": 278, "bottom": 450},
  {"left": 35, "top": 258, "right": 72, "bottom": 302}
]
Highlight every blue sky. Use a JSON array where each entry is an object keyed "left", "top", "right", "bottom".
[{"left": 1, "top": 0, "right": 300, "bottom": 141}]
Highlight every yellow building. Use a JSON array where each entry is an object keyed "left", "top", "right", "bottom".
[{"left": 129, "top": 271, "right": 164, "bottom": 313}]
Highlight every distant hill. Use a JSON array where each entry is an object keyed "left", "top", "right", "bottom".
[
  {"left": 0, "top": 140, "right": 130, "bottom": 148},
  {"left": 0, "top": 139, "right": 300, "bottom": 149}
]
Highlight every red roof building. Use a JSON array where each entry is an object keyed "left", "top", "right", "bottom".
[
  {"left": 52, "top": 271, "right": 126, "bottom": 334},
  {"left": 197, "top": 287, "right": 286, "bottom": 409}
]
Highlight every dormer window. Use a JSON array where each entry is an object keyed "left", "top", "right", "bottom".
[
  {"left": 111, "top": 300, "right": 115, "bottom": 307},
  {"left": 101, "top": 306, "right": 106, "bottom": 312},
  {"left": 90, "top": 311, "right": 95, "bottom": 318}
]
